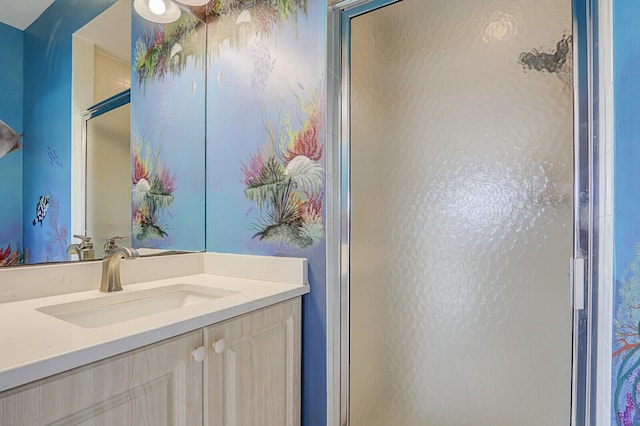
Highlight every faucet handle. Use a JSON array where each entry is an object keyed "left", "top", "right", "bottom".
[
  {"left": 104, "top": 235, "right": 126, "bottom": 254},
  {"left": 73, "top": 234, "right": 93, "bottom": 248}
]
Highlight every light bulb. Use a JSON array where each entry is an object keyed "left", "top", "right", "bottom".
[
  {"left": 134, "top": 0, "right": 180, "bottom": 23},
  {"left": 148, "top": 0, "right": 166, "bottom": 15}
]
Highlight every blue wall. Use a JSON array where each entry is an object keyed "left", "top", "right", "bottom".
[
  {"left": 130, "top": 11, "right": 206, "bottom": 253},
  {"left": 0, "top": 22, "right": 24, "bottom": 259},
  {"left": 611, "top": 1, "right": 640, "bottom": 424},
  {"left": 205, "top": 1, "right": 327, "bottom": 424},
  {"left": 22, "top": 0, "right": 116, "bottom": 263}
]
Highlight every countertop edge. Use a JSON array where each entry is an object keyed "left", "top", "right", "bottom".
[{"left": 0, "top": 284, "right": 309, "bottom": 393}]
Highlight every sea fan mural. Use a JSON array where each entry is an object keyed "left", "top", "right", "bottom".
[
  {"left": 134, "top": 14, "right": 204, "bottom": 86},
  {"left": 131, "top": 134, "right": 176, "bottom": 242},
  {"left": 44, "top": 196, "right": 69, "bottom": 263},
  {"left": 613, "top": 244, "right": 640, "bottom": 425},
  {"left": 133, "top": 0, "right": 309, "bottom": 86},
  {"left": 201, "top": 0, "right": 308, "bottom": 26},
  {"left": 242, "top": 91, "right": 323, "bottom": 249},
  {"left": 0, "top": 244, "right": 23, "bottom": 267}
]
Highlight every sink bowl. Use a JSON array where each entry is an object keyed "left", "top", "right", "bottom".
[{"left": 37, "top": 284, "right": 239, "bottom": 328}]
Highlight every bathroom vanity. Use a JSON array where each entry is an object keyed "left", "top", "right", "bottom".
[{"left": 0, "top": 253, "right": 308, "bottom": 425}]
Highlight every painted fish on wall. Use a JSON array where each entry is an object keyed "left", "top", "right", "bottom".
[
  {"left": 0, "top": 119, "right": 22, "bottom": 159},
  {"left": 32, "top": 195, "right": 50, "bottom": 227}
]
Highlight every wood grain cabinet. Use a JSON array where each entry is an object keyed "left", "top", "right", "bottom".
[
  {"left": 0, "top": 330, "right": 203, "bottom": 425},
  {"left": 204, "top": 298, "right": 301, "bottom": 426},
  {"left": 0, "top": 298, "right": 301, "bottom": 426}
]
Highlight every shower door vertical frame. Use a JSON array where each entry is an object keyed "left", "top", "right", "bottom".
[
  {"left": 328, "top": 2, "right": 404, "bottom": 425},
  {"left": 327, "top": 0, "right": 599, "bottom": 424},
  {"left": 572, "top": 0, "right": 600, "bottom": 424}
]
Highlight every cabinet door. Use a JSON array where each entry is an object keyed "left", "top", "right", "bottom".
[
  {"left": 204, "top": 299, "right": 301, "bottom": 426},
  {"left": 0, "top": 331, "right": 203, "bottom": 426}
]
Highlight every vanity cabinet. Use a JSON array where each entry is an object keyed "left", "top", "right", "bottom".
[
  {"left": 204, "top": 298, "right": 301, "bottom": 425},
  {"left": 0, "top": 330, "right": 203, "bottom": 425},
  {"left": 0, "top": 298, "right": 300, "bottom": 426}
]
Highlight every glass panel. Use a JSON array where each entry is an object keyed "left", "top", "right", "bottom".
[{"left": 349, "top": 0, "right": 573, "bottom": 424}]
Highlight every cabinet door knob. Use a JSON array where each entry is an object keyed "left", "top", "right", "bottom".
[
  {"left": 212, "top": 339, "right": 226, "bottom": 354},
  {"left": 192, "top": 346, "right": 207, "bottom": 362}
]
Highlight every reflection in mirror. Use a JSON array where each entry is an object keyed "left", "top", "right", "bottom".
[
  {"left": 0, "top": 19, "right": 24, "bottom": 266},
  {"left": 130, "top": 3, "right": 206, "bottom": 255},
  {"left": 0, "top": 0, "right": 207, "bottom": 267},
  {"left": 73, "top": 1, "right": 132, "bottom": 261},
  {"left": 0, "top": 0, "right": 131, "bottom": 266},
  {"left": 83, "top": 91, "right": 131, "bottom": 259}
]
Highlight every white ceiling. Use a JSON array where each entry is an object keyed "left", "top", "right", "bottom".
[
  {"left": 75, "top": 0, "right": 131, "bottom": 63},
  {"left": 0, "top": 0, "right": 55, "bottom": 30},
  {"left": 0, "top": 0, "right": 130, "bottom": 63}
]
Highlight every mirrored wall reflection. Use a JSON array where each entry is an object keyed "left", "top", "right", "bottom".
[
  {"left": 0, "top": 20, "right": 24, "bottom": 266},
  {"left": 0, "top": 0, "right": 207, "bottom": 267},
  {"left": 130, "top": 4, "right": 206, "bottom": 255},
  {"left": 0, "top": 0, "right": 130, "bottom": 266},
  {"left": 84, "top": 93, "right": 131, "bottom": 260}
]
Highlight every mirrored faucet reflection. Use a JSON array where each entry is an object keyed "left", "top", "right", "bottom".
[
  {"left": 67, "top": 234, "right": 95, "bottom": 261},
  {"left": 100, "top": 236, "right": 139, "bottom": 292}
]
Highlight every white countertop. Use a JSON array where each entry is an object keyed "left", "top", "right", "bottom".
[{"left": 0, "top": 254, "right": 309, "bottom": 392}]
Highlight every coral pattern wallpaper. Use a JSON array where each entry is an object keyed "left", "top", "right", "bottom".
[
  {"left": 612, "top": 0, "right": 640, "bottom": 423},
  {"left": 204, "top": 0, "right": 327, "bottom": 423},
  {"left": 131, "top": 10, "right": 206, "bottom": 252}
]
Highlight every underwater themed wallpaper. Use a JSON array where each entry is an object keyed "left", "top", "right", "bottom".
[
  {"left": 131, "top": 10, "right": 206, "bottom": 252},
  {"left": 15, "top": 1, "right": 118, "bottom": 264},
  {"left": 204, "top": 0, "right": 327, "bottom": 423},
  {"left": 612, "top": 0, "right": 640, "bottom": 424},
  {"left": 240, "top": 92, "right": 323, "bottom": 249},
  {"left": 0, "top": 22, "right": 24, "bottom": 266},
  {"left": 23, "top": 4, "right": 97, "bottom": 264}
]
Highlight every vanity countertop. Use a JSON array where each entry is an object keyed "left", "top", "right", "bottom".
[{"left": 0, "top": 254, "right": 309, "bottom": 392}]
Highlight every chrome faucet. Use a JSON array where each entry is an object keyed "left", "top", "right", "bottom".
[{"left": 100, "top": 245, "right": 139, "bottom": 292}]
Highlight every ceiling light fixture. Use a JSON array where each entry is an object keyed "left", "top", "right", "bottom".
[
  {"left": 172, "top": 0, "right": 210, "bottom": 6},
  {"left": 149, "top": 0, "right": 166, "bottom": 15},
  {"left": 133, "top": 0, "right": 181, "bottom": 24}
]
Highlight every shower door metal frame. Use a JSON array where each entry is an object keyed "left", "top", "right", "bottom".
[{"left": 327, "top": 0, "right": 600, "bottom": 424}]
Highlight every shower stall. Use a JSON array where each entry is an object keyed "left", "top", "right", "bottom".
[{"left": 329, "top": 0, "right": 598, "bottom": 424}]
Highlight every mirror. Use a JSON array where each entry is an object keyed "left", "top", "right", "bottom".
[
  {"left": 84, "top": 91, "right": 131, "bottom": 260},
  {"left": 0, "top": 0, "right": 207, "bottom": 266}
]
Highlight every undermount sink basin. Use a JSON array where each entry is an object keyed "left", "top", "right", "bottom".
[{"left": 37, "top": 284, "right": 239, "bottom": 328}]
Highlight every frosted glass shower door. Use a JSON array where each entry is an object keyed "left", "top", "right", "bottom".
[{"left": 348, "top": 0, "right": 574, "bottom": 424}]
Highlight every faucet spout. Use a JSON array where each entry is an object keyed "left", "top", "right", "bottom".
[
  {"left": 67, "top": 244, "right": 80, "bottom": 255},
  {"left": 100, "top": 247, "right": 140, "bottom": 292}
]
